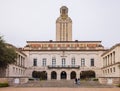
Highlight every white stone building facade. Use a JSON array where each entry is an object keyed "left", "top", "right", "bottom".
[
  {"left": 23, "top": 50, "right": 105, "bottom": 80},
  {"left": 99, "top": 43, "right": 120, "bottom": 84},
  {"left": 6, "top": 44, "right": 26, "bottom": 77},
  {"left": 22, "top": 6, "right": 106, "bottom": 80}
]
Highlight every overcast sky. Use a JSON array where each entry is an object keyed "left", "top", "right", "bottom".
[{"left": 0, "top": 0, "right": 120, "bottom": 48}]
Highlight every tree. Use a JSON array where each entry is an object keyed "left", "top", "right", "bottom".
[
  {"left": 80, "top": 70, "right": 96, "bottom": 80},
  {"left": 0, "top": 36, "right": 17, "bottom": 77}
]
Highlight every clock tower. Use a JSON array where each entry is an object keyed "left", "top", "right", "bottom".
[{"left": 56, "top": 6, "right": 72, "bottom": 41}]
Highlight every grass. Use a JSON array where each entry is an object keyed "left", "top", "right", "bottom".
[
  {"left": 93, "top": 78, "right": 98, "bottom": 81},
  {"left": 0, "top": 83, "right": 9, "bottom": 87}
]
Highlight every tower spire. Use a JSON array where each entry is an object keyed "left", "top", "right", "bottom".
[
  {"left": 60, "top": 6, "right": 68, "bottom": 20},
  {"left": 56, "top": 6, "right": 72, "bottom": 41}
]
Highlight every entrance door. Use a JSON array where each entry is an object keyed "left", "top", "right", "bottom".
[
  {"left": 70, "top": 71, "right": 76, "bottom": 79},
  {"left": 61, "top": 71, "right": 67, "bottom": 79},
  {"left": 51, "top": 71, "right": 57, "bottom": 79}
]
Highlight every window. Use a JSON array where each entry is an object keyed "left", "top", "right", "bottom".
[
  {"left": 110, "top": 68, "right": 112, "bottom": 73},
  {"left": 113, "top": 67, "right": 115, "bottom": 72},
  {"left": 19, "top": 69, "right": 20, "bottom": 75},
  {"left": 105, "top": 70, "right": 107, "bottom": 74},
  {"left": 81, "top": 58, "right": 85, "bottom": 67},
  {"left": 42, "top": 58, "right": 46, "bottom": 66},
  {"left": 16, "top": 68, "right": 18, "bottom": 73},
  {"left": 62, "top": 58, "right": 66, "bottom": 67},
  {"left": 108, "top": 69, "right": 109, "bottom": 74},
  {"left": 13, "top": 67, "right": 15, "bottom": 73},
  {"left": 91, "top": 58, "right": 94, "bottom": 66},
  {"left": 52, "top": 58, "right": 56, "bottom": 66},
  {"left": 71, "top": 57, "right": 75, "bottom": 66},
  {"left": 113, "top": 51, "right": 115, "bottom": 63},
  {"left": 33, "top": 58, "right": 37, "bottom": 66}
]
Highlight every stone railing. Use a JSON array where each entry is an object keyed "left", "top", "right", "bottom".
[{"left": 47, "top": 65, "right": 80, "bottom": 69}]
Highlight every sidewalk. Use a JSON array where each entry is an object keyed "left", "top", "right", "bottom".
[{"left": 0, "top": 88, "right": 120, "bottom": 91}]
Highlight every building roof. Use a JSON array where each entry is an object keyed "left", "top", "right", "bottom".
[
  {"left": 101, "top": 43, "right": 120, "bottom": 56},
  {"left": 23, "top": 40, "right": 105, "bottom": 51},
  {"left": 27, "top": 40, "right": 102, "bottom": 43}
]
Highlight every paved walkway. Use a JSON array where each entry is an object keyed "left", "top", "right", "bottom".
[
  {"left": 15, "top": 80, "right": 116, "bottom": 88},
  {"left": 0, "top": 88, "right": 120, "bottom": 91}
]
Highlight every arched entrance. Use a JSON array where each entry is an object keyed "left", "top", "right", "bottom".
[
  {"left": 42, "top": 71, "right": 47, "bottom": 80},
  {"left": 70, "top": 71, "right": 76, "bottom": 79},
  {"left": 32, "top": 71, "right": 38, "bottom": 78},
  {"left": 61, "top": 71, "right": 67, "bottom": 79},
  {"left": 51, "top": 71, "right": 57, "bottom": 79},
  {"left": 80, "top": 70, "right": 96, "bottom": 79},
  {"left": 32, "top": 71, "right": 47, "bottom": 80}
]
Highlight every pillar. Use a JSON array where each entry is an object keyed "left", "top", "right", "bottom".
[
  {"left": 57, "top": 73, "right": 60, "bottom": 80},
  {"left": 67, "top": 73, "right": 70, "bottom": 80},
  {"left": 47, "top": 73, "right": 51, "bottom": 80},
  {"left": 77, "top": 73, "right": 80, "bottom": 79}
]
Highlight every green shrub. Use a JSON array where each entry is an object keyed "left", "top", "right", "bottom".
[
  {"left": 0, "top": 83, "right": 9, "bottom": 87},
  {"left": 93, "top": 78, "right": 98, "bottom": 81},
  {"left": 117, "top": 84, "right": 120, "bottom": 87},
  {"left": 28, "top": 78, "right": 34, "bottom": 81}
]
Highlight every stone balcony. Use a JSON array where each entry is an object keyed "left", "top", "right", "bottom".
[{"left": 47, "top": 65, "right": 80, "bottom": 69}]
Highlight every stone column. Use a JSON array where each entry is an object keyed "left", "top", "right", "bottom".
[
  {"left": 77, "top": 73, "right": 80, "bottom": 79},
  {"left": 47, "top": 73, "right": 51, "bottom": 80},
  {"left": 67, "top": 73, "right": 70, "bottom": 80},
  {"left": 57, "top": 73, "right": 60, "bottom": 80}
]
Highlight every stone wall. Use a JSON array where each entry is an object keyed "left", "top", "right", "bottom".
[
  {"left": 0, "top": 78, "right": 8, "bottom": 83},
  {"left": 99, "top": 77, "right": 120, "bottom": 85},
  {"left": 0, "top": 77, "right": 28, "bottom": 86}
]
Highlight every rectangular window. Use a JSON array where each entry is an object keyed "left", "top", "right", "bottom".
[
  {"left": 108, "top": 69, "right": 109, "bottom": 74},
  {"left": 113, "top": 67, "right": 115, "bottom": 72},
  {"left": 71, "top": 58, "right": 75, "bottom": 67},
  {"left": 33, "top": 58, "right": 37, "bottom": 66},
  {"left": 42, "top": 58, "right": 46, "bottom": 66},
  {"left": 52, "top": 58, "right": 56, "bottom": 66},
  {"left": 110, "top": 68, "right": 112, "bottom": 73},
  {"left": 16, "top": 68, "right": 18, "bottom": 73},
  {"left": 13, "top": 67, "right": 15, "bottom": 73},
  {"left": 91, "top": 58, "right": 94, "bottom": 66},
  {"left": 62, "top": 58, "right": 66, "bottom": 67},
  {"left": 81, "top": 58, "right": 85, "bottom": 67}
]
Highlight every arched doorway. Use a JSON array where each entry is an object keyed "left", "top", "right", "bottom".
[
  {"left": 51, "top": 71, "right": 57, "bottom": 79},
  {"left": 32, "top": 71, "right": 47, "bottom": 80},
  {"left": 32, "top": 71, "right": 37, "bottom": 78},
  {"left": 80, "top": 70, "right": 96, "bottom": 79},
  {"left": 70, "top": 71, "right": 76, "bottom": 79},
  {"left": 61, "top": 71, "right": 67, "bottom": 79},
  {"left": 41, "top": 71, "right": 47, "bottom": 80}
]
